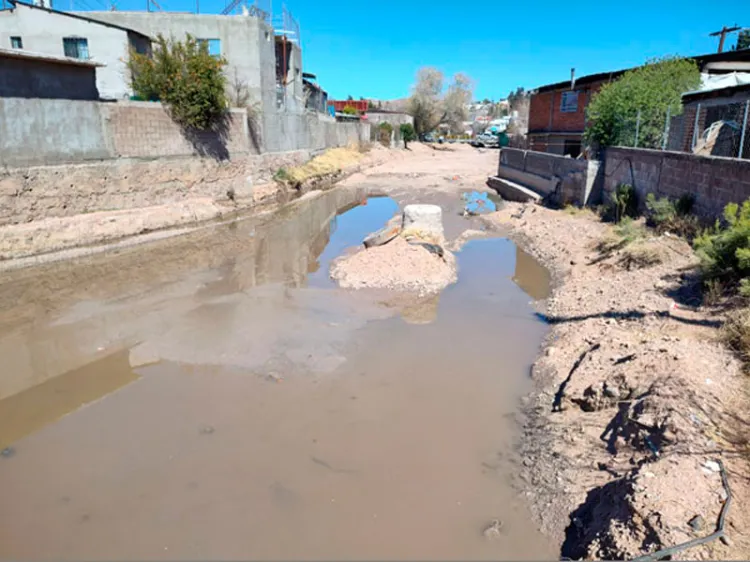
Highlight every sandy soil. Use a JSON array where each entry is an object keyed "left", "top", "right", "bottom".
[
  {"left": 330, "top": 236, "right": 457, "bottom": 294},
  {"left": 485, "top": 203, "right": 750, "bottom": 560}
]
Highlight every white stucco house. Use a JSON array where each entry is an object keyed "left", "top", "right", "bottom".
[{"left": 0, "top": 0, "right": 151, "bottom": 100}]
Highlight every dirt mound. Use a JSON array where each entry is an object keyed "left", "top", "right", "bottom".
[{"left": 330, "top": 236, "right": 457, "bottom": 294}]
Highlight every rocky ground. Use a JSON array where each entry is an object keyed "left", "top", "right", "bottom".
[{"left": 486, "top": 203, "right": 750, "bottom": 560}]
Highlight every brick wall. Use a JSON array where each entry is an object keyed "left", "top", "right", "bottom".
[
  {"left": 529, "top": 92, "right": 553, "bottom": 132},
  {"left": 104, "top": 102, "right": 250, "bottom": 159},
  {"left": 603, "top": 147, "right": 750, "bottom": 218}
]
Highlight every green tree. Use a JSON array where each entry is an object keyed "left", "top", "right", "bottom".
[
  {"left": 736, "top": 30, "right": 750, "bottom": 50},
  {"left": 342, "top": 105, "right": 358, "bottom": 115},
  {"left": 584, "top": 57, "right": 700, "bottom": 150},
  {"left": 400, "top": 122, "right": 416, "bottom": 148},
  {"left": 128, "top": 34, "right": 228, "bottom": 130}
]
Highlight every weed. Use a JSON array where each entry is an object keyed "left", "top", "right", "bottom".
[
  {"left": 618, "top": 243, "right": 663, "bottom": 270},
  {"left": 703, "top": 279, "right": 726, "bottom": 306},
  {"left": 273, "top": 168, "right": 290, "bottom": 183},
  {"left": 645, "top": 193, "right": 699, "bottom": 239},
  {"left": 608, "top": 183, "right": 638, "bottom": 223},
  {"left": 722, "top": 307, "right": 750, "bottom": 367},
  {"left": 614, "top": 217, "right": 647, "bottom": 244}
]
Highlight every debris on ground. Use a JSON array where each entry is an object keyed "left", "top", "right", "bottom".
[{"left": 462, "top": 191, "right": 497, "bottom": 216}]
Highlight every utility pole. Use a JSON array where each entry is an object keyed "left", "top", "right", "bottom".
[{"left": 709, "top": 25, "right": 742, "bottom": 53}]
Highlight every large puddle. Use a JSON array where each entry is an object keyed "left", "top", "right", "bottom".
[{"left": 0, "top": 187, "right": 553, "bottom": 560}]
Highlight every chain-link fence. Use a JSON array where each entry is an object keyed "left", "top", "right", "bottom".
[{"left": 612, "top": 99, "right": 750, "bottom": 159}]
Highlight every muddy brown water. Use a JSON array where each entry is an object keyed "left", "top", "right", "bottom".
[{"left": 0, "top": 187, "right": 554, "bottom": 560}]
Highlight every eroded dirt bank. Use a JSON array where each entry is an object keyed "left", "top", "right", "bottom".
[{"left": 487, "top": 203, "right": 750, "bottom": 560}]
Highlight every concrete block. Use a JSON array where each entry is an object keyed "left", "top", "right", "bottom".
[
  {"left": 402, "top": 204, "right": 444, "bottom": 241},
  {"left": 487, "top": 176, "right": 543, "bottom": 203}
]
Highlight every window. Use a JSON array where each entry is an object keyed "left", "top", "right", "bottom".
[
  {"left": 10, "top": 36, "right": 22, "bottom": 49},
  {"left": 560, "top": 90, "right": 579, "bottom": 113},
  {"left": 198, "top": 38, "right": 221, "bottom": 58},
  {"left": 63, "top": 37, "right": 89, "bottom": 59}
]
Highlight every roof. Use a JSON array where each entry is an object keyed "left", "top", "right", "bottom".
[
  {"left": 683, "top": 72, "right": 750, "bottom": 96},
  {"left": 6, "top": 1, "right": 152, "bottom": 40},
  {"left": 0, "top": 46, "right": 104, "bottom": 67},
  {"left": 302, "top": 78, "right": 327, "bottom": 95},
  {"left": 533, "top": 49, "right": 750, "bottom": 94}
]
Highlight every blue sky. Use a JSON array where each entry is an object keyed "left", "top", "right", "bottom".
[{"left": 71, "top": 0, "right": 750, "bottom": 101}]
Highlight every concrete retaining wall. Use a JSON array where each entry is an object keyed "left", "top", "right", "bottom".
[
  {"left": 264, "top": 113, "right": 370, "bottom": 153},
  {"left": 0, "top": 149, "right": 315, "bottom": 226},
  {"left": 603, "top": 147, "right": 750, "bottom": 218},
  {"left": 0, "top": 98, "right": 371, "bottom": 225},
  {"left": 497, "top": 147, "right": 600, "bottom": 205},
  {"left": 0, "top": 98, "right": 112, "bottom": 167},
  {"left": 0, "top": 98, "right": 370, "bottom": 168}
]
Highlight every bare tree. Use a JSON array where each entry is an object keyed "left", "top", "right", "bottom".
[
  {"left": 407, "top": 68, "right": 474, "bottom": 137},
  {"left": 443, "top": 73, "right": 473, "bottom": 134},
  {"left": 507, "top": 91, "right": 530, "bottom": 148},
  {"left": 407, "top": 67, "right": 444, "bottom": 137}
]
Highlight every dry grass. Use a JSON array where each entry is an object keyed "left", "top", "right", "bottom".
[
  {"left": 617, "top": 241, "right": 664, "bottom": 270},
  {"left": 275, "top": 146, "right": 365, "bottom": 187},
  {"left": 722, "top": 307, "right": 750, "bottom": 368}
]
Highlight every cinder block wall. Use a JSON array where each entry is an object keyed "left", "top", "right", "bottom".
[
  {"left": 603, "top": 147, "right": 750, "bottom": 218},
  {"left": 104, "top": 102, "right": 250, "bottom": 159}
]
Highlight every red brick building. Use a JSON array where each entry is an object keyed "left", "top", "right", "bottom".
[
  {"left": 528, "top": 50, "right": 750, "bottom": 157},
  {"left": 528, "top": 70, "right": 626, "bottom": 157}
]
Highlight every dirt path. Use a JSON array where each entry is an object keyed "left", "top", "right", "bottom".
[{"left": 484, "top": 203, "right": 750, "bottom": 560}]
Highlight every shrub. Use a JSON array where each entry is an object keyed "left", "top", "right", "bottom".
[
  {"left": 342, "top": 105, "right": 358, "bottom": 115},
  {"left": 377, "top": 122, "right": 393, "bottom": 147},
  {"left": 607, "top": 183, "right": 638, "bottom": 223},
  {"left": 694, "top": 200, "right": 750, "bottom": 289},
  {"left": 400, "top": 122, "right": 416, "bottom": 148},
  {"left": 645, "top": 193, "right": 698, "bottom": 238},
  {"left": 722, "top": 307, "right": 750, "bottom": 367},
  {"left": 584, "top": 57, "right": 700, "bottom": 150},
  {"left": 128, "top": 34, "right": 228, "bottom": 130}
]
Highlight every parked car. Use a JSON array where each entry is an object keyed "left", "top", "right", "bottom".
[
  {"left": 473, "top": 131, "right": 499, "bottom": 148},
  {"left": 421, "top": 133, "right": 436, "bottom": 143}
]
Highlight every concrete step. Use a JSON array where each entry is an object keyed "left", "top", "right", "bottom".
[{"left": 486, "top": 176, "right": 543, "bottom": 203}]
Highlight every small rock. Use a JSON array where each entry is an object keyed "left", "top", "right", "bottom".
[
  {"left": 523, "top": 457, "right": 533, "bottom": 467},
  {"left": 688, "top": 515, "right": 705, "bottom": 531},
  {"left": 703, "top": 460, "right": 721, "bottom": 473},
  {"left": 199, "top": 425, "right": 215, "bottom": 435},
  {"left": 545, "top": 347, "right": 557, "bottom": 357},
  {"left": 1, "top": 447, "right": 14, "bottom": 458},
  {"left": 570, "top": 260, "right": 577, "bottom": 266},
  {"left": 483, "top": 519, "right": 503, "bottom": 540},
  {"left": 721, "top": 534, "right": 732, "bottom": 547}
]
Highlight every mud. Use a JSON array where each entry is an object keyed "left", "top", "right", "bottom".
[{"left": 0, "top": 145, "right": 557, "bottom": 560}]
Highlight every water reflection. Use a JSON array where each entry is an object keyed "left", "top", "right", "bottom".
[
  {"left": 0, "top": 349, "right": 139, "bottom": 448},
  {"left": 513, "top": 245, "right": 551, "bottom": 300}
]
